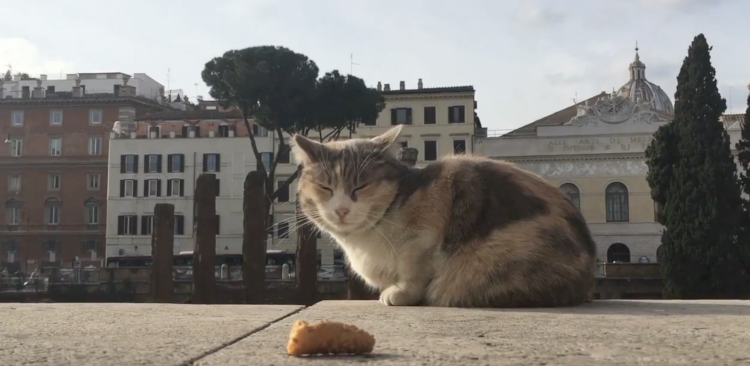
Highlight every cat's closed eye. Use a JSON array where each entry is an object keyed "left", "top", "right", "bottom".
[
  {"left": 352, "top": 183, "right": 369, "bottom": 194},
  {"left": 318, "top": 185, "right": 333, "bottom": 194}
]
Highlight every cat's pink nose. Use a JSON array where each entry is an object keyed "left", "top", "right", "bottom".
[{"left": 335, "top": 207, "right": 350, "bottom": 218}]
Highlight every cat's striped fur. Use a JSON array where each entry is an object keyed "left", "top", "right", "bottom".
[{"left": 291, "top": 125, "right": 596, "bottom": 307}]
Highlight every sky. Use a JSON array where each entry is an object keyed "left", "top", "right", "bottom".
[{"left": 1, "top": 0, "right": 748, "bottom": 132}]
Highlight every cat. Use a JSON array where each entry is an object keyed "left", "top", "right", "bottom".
[{"left": 290, "top": 125, "right": 597, "bottom": 307}]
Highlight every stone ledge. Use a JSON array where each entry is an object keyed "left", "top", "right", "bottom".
[
  {"left": 201, "top": 300, "right": 750, "bottom": 366},
  {"left": 2, "top": 300, "right": 750, "bottom": 366}
]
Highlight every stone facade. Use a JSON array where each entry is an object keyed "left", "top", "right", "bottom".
[{"left": 476, "top": 50, "right": 745, "bottom": 264}]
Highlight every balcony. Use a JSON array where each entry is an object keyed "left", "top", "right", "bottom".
[{"left": 1, "top": 224, "right": 106, "bottom": 234}]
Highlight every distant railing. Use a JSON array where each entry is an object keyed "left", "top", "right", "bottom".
[
  {"left": 172, "top": 264, "right": 346, "bottom": 282},
  {"left": 0, "top": 274, "right": 49, "bottom": 293},
  {"left": 1, "top": 224, "right": 106, "bottom": 233}
]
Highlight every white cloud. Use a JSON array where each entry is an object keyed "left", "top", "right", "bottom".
[
  {"left": 512, "top": 1, "right": 565, "bottom": 26},
  {"left": 0, "top": 38, "right": 75, "bottom": 77}
]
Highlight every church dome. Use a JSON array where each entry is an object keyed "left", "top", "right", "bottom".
[{"left": 616, "top": 49, "right": 674, "bottom": 116}]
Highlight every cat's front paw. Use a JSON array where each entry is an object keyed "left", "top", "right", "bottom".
[{"left": 379, "top": 285, "right": 421, "bottom": 306}]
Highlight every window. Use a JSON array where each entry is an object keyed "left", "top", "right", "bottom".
[
  {"left": 88, "top": 136, "right": 102, "bottom": 156},
  {"left": 49, "top": 137, "right": 62, "bottom": 156},
  {"left": 118, "top": 215, "right": 138, "bottom": 235},
  {"left": 424, "top": 106, "right": 436, "bottom": 124},
  {"left": 11, "top": 111, "right": 23, "bottom": 126},
  {"left": 87, "top": 174, "right": 100, "bottom": 190},
  {"left": 48, "top": 174, "right": 61, "bottom": 190},
  {"left": 146, "top": 179, "right": 161, "bottom": 197},
  {"left": 45, "top": 203, "right": 60, "bottom": 225},
  {"left": 214, "top": 179, "right": 221, "bottom": 197},
  {"left": 120, "top": 179, "right": 137, "bottom": 197},
  {"left": 398, "top": 141, "right": 408, "bottom": 149},
  {"left": 203, "top": 153, "right": 220, "bottom": 172},
  {"left": 8, "top": 175, "right": 21, "bottom": 192},
  {"left": 277, "top": 180, "right": 290, "bottom": 202},
  {"left": 5, "top": 199, "right": 21, "bottom": 226},
  {"left": 181, "top": 125, "right": 190, "bottom": 138},
  {"left": 89, "top": 109, "right": 102, "bottom": 124},
  {"left": 390, "top": 108, "right": 412, "bottom": 125},
  {"left": 141, "top": 215, "right": 154, "bottom": 235},
  {"left": 560, "top": 183, "right": 580, "bottom": 210},
  {"left": 424, "top": 141, "right": 437, "bottom": 161},
  {"left": 86, "top": 204, "right": 100, "bottom": 225},
  {"left": 215, "top": 215, "right": 221, "bottom": 235},
  {"left": 50, "top": 110, "right": 63, "bottom": 125},
  {"left": 605, "top": 182, "right": 629, "bottom": 222},
  {"left": 148, "top": 126, "right": 160, "bottom": 138},
  {"left": 145, "top": 154, "right": 161, "bottom": 173},
  {"left": 121, "top": 155, "right": 138, "bottom": 173},
  {"left": 277, "top": 221, "right": 289, "bottom": 238},
  {"left": 278, "top": 145, "right": 290, "bottom": 164},
  {"left": 174, "top": 215, "right": 185, "bottom": 235},
  {"left": 42, "top": 240, "right": 58, "bottom": 252},
  {"left": 168, "top": 154, "right": 184, "bottom": 173},
  {"left": 218, "top": 124, "right": 230, "bottom": 137},
  {"left": 252, "top": 124, "right": 269, "bottom": 137},
  {"left": 46, "top": 86, "right": 55, "bottom": 93},
  {"left": 81, "top": 240, "right": 97, "bottom": 252},
  {"left": 261, "top": 152, "right": 273, "bottom": 169},
  {"left": 448, "top": 106, "right": 466, "bottom": 123},
  {"left": 607, "top": 243, "right": 631, "bottom": 263},
  {"left": 452, "top": 140, "right": 466, "bottom": 154},
  {"left": 9, "top": 136, "right": 23, "bottom": 157},
  {"left": 167, "top": 179, "right": 184, "bottom": 197}
]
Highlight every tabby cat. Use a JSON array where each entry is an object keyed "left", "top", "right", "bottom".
[{"left": 291, "top": 125, "right": 596, "bottom": 307}]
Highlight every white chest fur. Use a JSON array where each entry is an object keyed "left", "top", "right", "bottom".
[{"left": 331, "top": 230, "right": 402, "bottom": 289}]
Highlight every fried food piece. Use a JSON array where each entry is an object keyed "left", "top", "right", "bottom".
[{"left": 286, "top": 319, "right": 376, "bottom": 357}]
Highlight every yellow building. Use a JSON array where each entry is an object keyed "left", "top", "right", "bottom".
[{"left": 476, "top": 50, "right": 746, "bottom": 264}]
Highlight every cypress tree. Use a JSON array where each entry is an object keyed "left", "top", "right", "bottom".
[
  {"left": 645, "top": 34, "right": 746, "bottom": 298},
  {"left": 735, "top": 86, "right": 750, "bottom": 282}
]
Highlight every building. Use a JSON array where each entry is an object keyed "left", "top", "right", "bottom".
[
  {"left": 475, "top": 50, "right": 746, "bottom": 264},
  {"left": 2, "top": 72, "right": 165, "bottom": 102},
  {"left": 0, "top": 76, "right": 168, "bottom": 273},
  {"left": 369, "top": 79, "right": 479, "bottom": 163},
  {"left": 105, "top": 79, "right": 479, "bottom": 266},
  {"left": 105, "top": 110, "right": 281, "bottom": 259}
]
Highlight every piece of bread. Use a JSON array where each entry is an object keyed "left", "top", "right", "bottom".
[{"left": 286, "top": 319, "right": 376, "bottom": 357}]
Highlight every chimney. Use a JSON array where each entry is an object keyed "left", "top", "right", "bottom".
[
  {"left": 32, "top": 79, "right": 44, "bottom": 98},
  {"left": 418, "top": 78, "right": 423, "bottom": 89},
  {"left": 71, "top": 75, "right": 83, "bottom": 98},
  {"left": 40, "top": 74, "right": 47, "bottom": 81},
  {"left": 377, "top": 81, "right": 382, "bottom": 91},
  {"left": 384, "top": 83, "right": 390, "bottom": 91},
  {"left": 118, "top": 84, "right": 136, "bottom": 97},
  {"left": 399, "top": 81, "right": 405, "bottom": 90}
]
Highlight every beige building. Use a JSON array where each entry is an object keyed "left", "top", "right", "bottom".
[{"left": 476, "top": 50, "right": 746, "bottom": 264}]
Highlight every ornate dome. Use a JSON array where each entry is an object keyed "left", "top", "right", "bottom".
[{"left": 615, "top": 48, "right": 674, "bottom": 116}]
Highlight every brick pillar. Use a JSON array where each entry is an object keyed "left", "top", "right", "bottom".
[
  {"left": 243, "top": 171, "right": 266, "bottom": 303},
  {"left": 151, "top": 203, "right": 174, "bottom": 303},
  {"left": 296, "top": 187, "right": 318, "bottom": 306},
  {"left": 193, "top": 174, "right": 217, "bottom": 304}
]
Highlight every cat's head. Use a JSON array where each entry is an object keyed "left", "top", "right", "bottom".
[{"left": 291, "top": 125, "right": 407, "bottom": 235}]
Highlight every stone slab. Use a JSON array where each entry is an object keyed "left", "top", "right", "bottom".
[
  {"left": 199, "top": 300, "right": 750, "bottom": 366},
  {"left": 0, "top": 303, "right": 302, "bottom": 366}
]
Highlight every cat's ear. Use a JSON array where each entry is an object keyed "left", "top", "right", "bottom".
[
  {"left": 291, "top": 134, "right": 323, "bottom": 164},
  {"left": 371, "top": 125, "right": 403, "bottom": 155}
]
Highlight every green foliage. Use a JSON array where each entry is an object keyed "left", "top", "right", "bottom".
[
  {"left": 314, "top": 70, "right": 384, "bottom": 135},
  {"left": 645, "top": 33, "right": 748, "bottom": 298}
]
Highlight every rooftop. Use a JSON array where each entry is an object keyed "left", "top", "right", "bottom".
[
  {"left": 4, "top": 300, "right": 749, "bottom": 365},
  {"left": 138, "top": 109, "right": 244, "bottom": 121}
]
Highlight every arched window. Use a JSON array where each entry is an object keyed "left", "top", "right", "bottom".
[
  {"left": 559, "top": 183, "right": 580, "bottom": 210},
  {"left": 605, "top": 182, "right": 629, "bottom": 222},
  {"left": 607, "top": 243, "right": 631, "bottom": 263}
]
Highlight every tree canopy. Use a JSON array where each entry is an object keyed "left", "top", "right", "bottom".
[
  {"left": 645, "top": 33, "right": 747, "bottom": 298},
  {"left": 201, "top": 45, "right": 384, "bottom": 199}
]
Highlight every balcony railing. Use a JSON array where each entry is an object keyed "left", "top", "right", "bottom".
[{"left": 1, "top": 224, "right": 106, "bottom": 233}]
